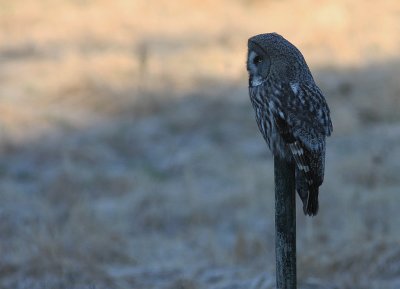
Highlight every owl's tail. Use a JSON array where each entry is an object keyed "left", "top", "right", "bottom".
[
  {"left": 290, "top": 142, "right": 323, "bottom": 216},
  {"left": 305, "top": 184, "right": 319, "bottom": 216},
  {"left": 295, "top": 170, "right": 319, "bottom": 216}
]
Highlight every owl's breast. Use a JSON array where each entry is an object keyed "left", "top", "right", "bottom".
[{"left": 250, "top": 86, "right": 291, "bottom": 159}]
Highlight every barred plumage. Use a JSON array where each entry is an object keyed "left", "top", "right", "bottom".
[{"left": 247, "top": 33, "right": 332, "bottom": 216}]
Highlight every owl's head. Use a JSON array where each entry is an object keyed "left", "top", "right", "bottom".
[{"left": 247, "top": 33, "right": 312, "bottom": 87}]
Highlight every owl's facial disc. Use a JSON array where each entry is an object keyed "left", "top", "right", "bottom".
[{"left": 247, "top": 50, "right": 270, "bottom": 87}]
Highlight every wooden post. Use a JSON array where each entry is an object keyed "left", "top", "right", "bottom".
[{"left": 274, "top": 156, "right": 297, "bottom": 289}]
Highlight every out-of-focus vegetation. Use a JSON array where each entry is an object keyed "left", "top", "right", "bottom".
[{"left": 0, "top": 1, "right": 400, "bottom": 288}]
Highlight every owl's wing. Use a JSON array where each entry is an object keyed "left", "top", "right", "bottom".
[{"left": 272, "top": 82, "right": 332, "bottom": 152}]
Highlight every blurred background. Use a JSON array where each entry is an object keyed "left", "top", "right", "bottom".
[{"left": 0, "top": 0, "right": 400, "bottom": 288}]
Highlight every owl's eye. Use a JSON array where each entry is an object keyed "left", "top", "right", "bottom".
[{"left": 253, "top": 55, "right": 263, "bottom": 65}]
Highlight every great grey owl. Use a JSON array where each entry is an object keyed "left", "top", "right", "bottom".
[{"left": 246, "top": 33, "right": 332, "bottom": 216}]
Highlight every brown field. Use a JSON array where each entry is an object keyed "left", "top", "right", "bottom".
[{"left": 1, "top": 0, "right": 400, "bottom": 288}]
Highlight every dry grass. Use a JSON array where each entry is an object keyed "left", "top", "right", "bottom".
[{"left": 1, "top": 0, "right": 400, "bottom": 288}]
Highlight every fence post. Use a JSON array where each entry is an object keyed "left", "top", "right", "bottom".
[{"left": 274, "top": 156, "right": 297, "bottom": 289}]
